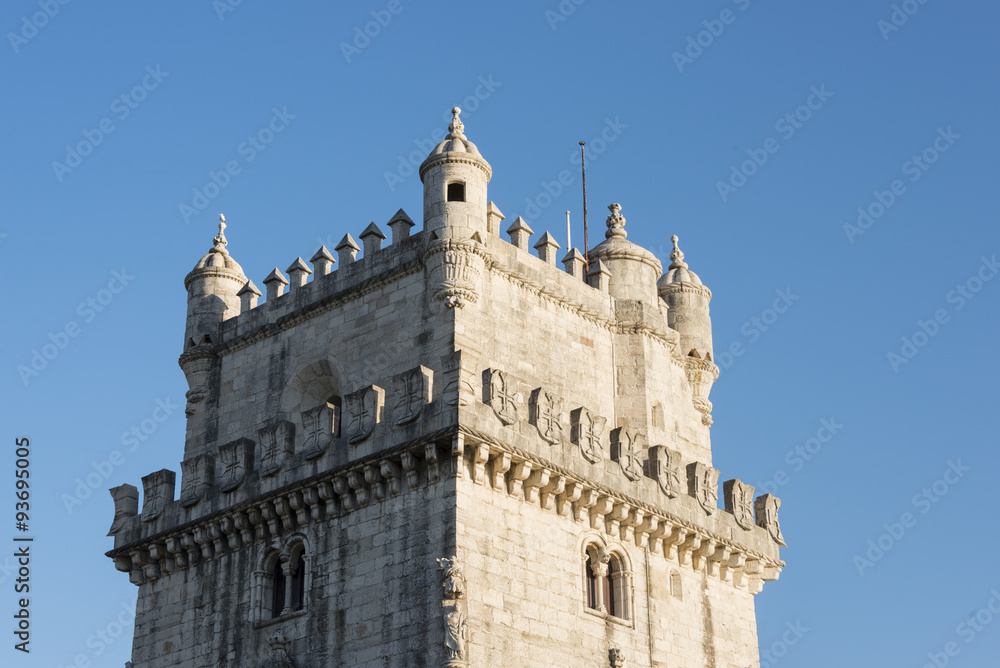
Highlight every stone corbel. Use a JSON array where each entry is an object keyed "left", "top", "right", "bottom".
[
  {"left": 524, "top": 468, "right": 550, "bottom": 504},
  {"left": 470, "top": 443, "right": 491, "bottom": 485},
  {"left": 401, "top": 452, "right": 420, "bottom": 489},
  {"left": 489, "top": 451, "right": 511, "bottom": 490},
  {"left": 380, "top": 459, "right": 401, "bottom": 496},
  {"left": 507, "top": 461, "right": 532, "bottom": 497},
  {"left": 590, "top": 495, "right": 614, "bottom": 531},
  {"left": 333, "top": 475, "right": 354, "bottom": 513},
  {"left": 557, "top": 481, "right": 584, "bottom": 517},
  {"left": 539, "top": 474, "right": 565, "bottom": 511},
  {"left": 347, "top": 471, "right": 369, "bottom": 507},
  {"left": 574, "top": 488, "right": 599, "bottom": 524},
  {"left": 364, "top": 464, "right": 385, "bottom": 502}
]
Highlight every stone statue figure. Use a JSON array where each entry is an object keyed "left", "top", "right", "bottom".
[{"left": 444, "top": 608, "right": 468, "bottom": 659}]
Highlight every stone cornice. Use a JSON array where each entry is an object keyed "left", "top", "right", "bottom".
[
  {"left": 455, "top": 425, "right": 783, "bottom": 594},
  {"left": 106, "top": 427, "right": 460, "bottom": 586},
  {"left": 419, "top": 154, "right": 492, "bottom": 181},
  {"left": 658, "top": 282, "right": 713, "bottom": 299}
]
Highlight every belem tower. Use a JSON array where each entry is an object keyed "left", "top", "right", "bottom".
[{"left": 106, "top": 107, "right": 786, "bottom": 667}]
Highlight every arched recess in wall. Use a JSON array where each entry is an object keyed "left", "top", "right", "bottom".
[{"left": 281, "top": 359, "right": 343, "bottom": 438}]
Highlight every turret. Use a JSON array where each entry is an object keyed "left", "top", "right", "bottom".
[
  {"left": 182, "top": 215, "right": 247, "bottom": 350},
  {"left": 419, "top": 107, "right": 492, "bottom": 241},
  {"left": 588, "top": 203, "right": 662, "bottom": 305},
  {"left": 657, "top": 235, "right": 713, "bottom": 361},
  {"left": 180, "top": 215, "right": 246, "bottom": 438}
]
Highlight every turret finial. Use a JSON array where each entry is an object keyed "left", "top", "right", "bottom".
[
  {"left": 605, "top": 203, "right": 626, "bottom": 239},
  {"left": 447, "top": 107, "right": 465, "bottom": 139},
  {"left": 669, "top": 234, "right": 688, "bottom": 269},
  {"left": 213, "top": 214, "right": 229, "bottom": 255}
]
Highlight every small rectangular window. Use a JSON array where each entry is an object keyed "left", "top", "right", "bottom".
[{"left": 447, "top": 182, "right": 466, "bottom": 202}]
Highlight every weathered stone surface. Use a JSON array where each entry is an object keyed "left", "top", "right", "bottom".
[{"left": 108, "top": 108, "right": 781, "bottom": 668}]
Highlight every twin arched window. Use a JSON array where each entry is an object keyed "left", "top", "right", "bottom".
[
  {"left": 270, "top": 552, "right": 306, "bottom": 619},
  {"left": 254, "top": 542, "right": 309, "bottom": 625},
  {"left": 584, "top": 544, "right": 632, "bottom": 621}
]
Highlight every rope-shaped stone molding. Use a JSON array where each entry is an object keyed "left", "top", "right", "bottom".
[{"left": 456, "top": 426, "right": 782, "bottom": 594}]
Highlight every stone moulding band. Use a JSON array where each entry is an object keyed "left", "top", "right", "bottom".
[
  {"left": 106, "top": 426, "right": 458, "bottom": 586},
  {"left": 107, "top": 423, "right": 780, "bottom": 592},
  {"left": 456, "top": 424, "right": 782, "bottom": 593}
]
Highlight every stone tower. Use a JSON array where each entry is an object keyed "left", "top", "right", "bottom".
[{"left": 106, "top": 108, "right": 785, "bottom": 667}]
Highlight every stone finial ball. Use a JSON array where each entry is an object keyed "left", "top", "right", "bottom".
[{"left": 452, "top": 107, "right": 461, "bottom": 115}]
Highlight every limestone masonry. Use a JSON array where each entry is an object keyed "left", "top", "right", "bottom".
[{"left": 106, "top": 107, "right": 785, "bottom": 667}]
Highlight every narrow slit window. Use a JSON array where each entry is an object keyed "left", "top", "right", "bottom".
[{"left": 447, "top": 182, "right": 466, "bottom": 202}]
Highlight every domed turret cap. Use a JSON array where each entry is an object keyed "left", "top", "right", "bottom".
[
  {"left": 192, "top": 215, "right": 244, "bottom": 273},
  {"left": 419, "top": 107, "right": 492, "bottom": 181},
  {"left": 185, "top": 215, "right": 247, "bottom": 290},
  {"left": 658, "top": 235, "right": 704, "bottom": 287}
]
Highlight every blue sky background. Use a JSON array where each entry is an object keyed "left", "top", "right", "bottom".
[{"left": 2, "top": 1, "right": 998, "bottom": 666}]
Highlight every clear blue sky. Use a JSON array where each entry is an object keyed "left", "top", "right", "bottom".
[{"left": 3, "top": 1, "right": 998, "bottom": 666}]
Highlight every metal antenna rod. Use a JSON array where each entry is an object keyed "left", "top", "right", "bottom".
[{"left": 579, "top": 141, "right": 589, "bottom": 270}]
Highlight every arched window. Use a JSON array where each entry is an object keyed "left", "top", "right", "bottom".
[
  {"left": 289, "top": 552, "right": 305, "bottom": 612},
  {"left": 254, "top": 542, "right": 309, "bottom": 625},
  {"left": 583, "top": 543, "right": 632, "bottom": 622},
  {"left": 270, "top": 558, "right": 286, "bottom": 618}
]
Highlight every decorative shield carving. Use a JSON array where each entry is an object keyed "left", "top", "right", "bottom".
[
  {"left": 301, "top": 404, "right": 334, "bottom": 460},
  {"left": 482, "top": 368, "right": 518, "bottom": 426},
  {"left": 610, "top": 428, "right": 644, "bottom": 482},
  {"left": 219, "top": 438, "right": 254, "bottom": 492},
  {"left": 141, "top": 469, "right": 175, "bottom": 522},
  {"left": 687, "top": 461, "right": 720, "bottom": 515},
  {"left": 179, "top": 454, "right": 215, "bottom": 508},
  {"left": 755, "top": 493, "right": 786, "bottom": 546},
  {"left": 529, "top": 388, "right": 563, "bottom": 444},
  {"left": 345, "top": 385, "right": 385, "bottom": 443},
  {"left": 649, "top": 446, "right": 683, "bottom": 498},
  {"left": 258, "top": 421, "right": 295, "bottom": 476},
  {"left": 571, "top": 407, "right": 606, "bottom": 463},
  {"left": 108, "top": 484, "right": 138, "bottom": 536},
  {"left": 395, "top": 366, "right": 433, "bottom": 425},
  {"left": 724, "top": 479, "right": 755, "bottom": 530}
]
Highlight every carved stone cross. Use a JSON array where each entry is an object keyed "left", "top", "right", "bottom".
[
  {"left": 529, "top": 388, "right": 563, "bottom": 444},
  {"left": 610, "top": 428, "right": 644, "bottom": 482}
]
